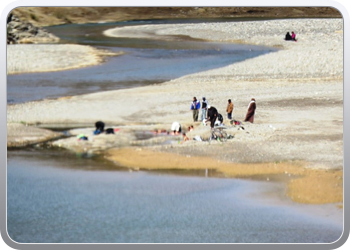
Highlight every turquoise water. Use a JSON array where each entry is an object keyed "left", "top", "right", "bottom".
[{"left": 7, "top": 149, "right": 343, "bottom": 243}]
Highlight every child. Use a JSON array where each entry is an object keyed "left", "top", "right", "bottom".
[{"left": 181, "top": 133, "right": 190, "bottom": 143}]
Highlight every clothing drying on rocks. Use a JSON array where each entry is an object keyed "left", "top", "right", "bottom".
[
  {"left": 230, "top": 119, "right": 242, "bottom": 126},
  {"left": 77, "top": 134, "right": 88, "bottom": 141},
  {"left": 193, "top": 135, "right": 203, "bottom": 141}
]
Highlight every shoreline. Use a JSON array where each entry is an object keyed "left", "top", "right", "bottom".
[
  {"left": 7, "top": 44, "right": 122, "bottom": 75},
  {"left": 105, "top": 147, "right": 343, "bottom": 205},
  {"left": 7, "top": 18, "right": 344, "bottom": 206}
]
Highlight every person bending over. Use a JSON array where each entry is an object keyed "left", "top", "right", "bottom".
[
  {"left": 171, "top": 121, "right": 182, "bottom": 135},
  {"left": 94, "top": 121, "right": 105, "bottom": 135},
  {"left": 207, "top": 105, "right": 218, "bottom": 129}
]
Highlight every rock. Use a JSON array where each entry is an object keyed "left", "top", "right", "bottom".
[
  {"left": 7, "top": 14, "right": 59, "bottom": 44},
  {"left": 7, "top": 123, "right": 63, "bottom": 147}
]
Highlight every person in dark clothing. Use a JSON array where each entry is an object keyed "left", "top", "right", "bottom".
[
  {"left": 94, "top": 121, "right": 105, "bottom": 134},
  {"left": 285, "top": 32, "right": 292, "bottom": 41},
  {"left": 201, "top": 97, "right": 209, "bottom": 121},
  {"left": 105, "top": 128, "right": 115, "bottom": 134},
  {"left": 207, "top": 105, "right": 218, "bottom": 129},
  {"left": 244, "top": 98, "right": 257, "bottom": 123}
]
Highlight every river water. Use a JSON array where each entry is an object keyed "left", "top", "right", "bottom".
[
  {"left": 7, "top": 149, "right": 343, "bottom": 243},
  {"left": 6, "top": 19, "right": 343, "bottom": 243},
  {"left": 7, "top": 19, "right": 276, "bottom": 103}
]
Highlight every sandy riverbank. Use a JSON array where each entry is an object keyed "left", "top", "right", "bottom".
[
  {"left": 7, "top": 18, "right": 344, "bottom": 205},
  {"left": 7, "top": 44, "right": 121, "bottom": 74},
  {"left": 106, "top": 147, "right": 342, "bottom": 205}
]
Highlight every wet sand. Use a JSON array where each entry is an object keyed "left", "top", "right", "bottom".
[{"left": 106, "top": 147, "right": 343, "bottom": 205}]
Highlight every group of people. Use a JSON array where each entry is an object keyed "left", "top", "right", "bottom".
[
  {"left": 285, "top": 31, "right": 297, "bottom": 41},
  {"left": 190, "top": 96, "right": 257, "bottom": 129}
]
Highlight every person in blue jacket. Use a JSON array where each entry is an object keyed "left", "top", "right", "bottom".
[{"left": 191, "top": 97, "right": 201, "bottom": 122}]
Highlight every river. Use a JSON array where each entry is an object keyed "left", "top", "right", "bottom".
[
  {"left": 6, "top": 19, "right": 343, "bottom": 243},
  {"left": 7, "top": 149, "right": 343, "bottom": 243},
  {"left": 7, "top": 19, "right": 276, "bottom": 103}
]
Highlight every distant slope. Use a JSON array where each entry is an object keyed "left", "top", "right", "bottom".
[{"left": 11, "top": 7, "right": 342, "bottom": 27}]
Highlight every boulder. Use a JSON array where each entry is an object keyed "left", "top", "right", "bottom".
[{"left": 7, "top": 14, "right": 59, "bottom": 44}]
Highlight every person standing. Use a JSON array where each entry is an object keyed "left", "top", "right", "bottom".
[
  {"left": 226, "top": 99, "right": 234, "bottom": 120},
  {"left": 207, "top": 105, "right": 218, "bottom": 129},
  {"left": 191, "top": 97, "right": 200, "bottom": 122},
  {"left": 201, "top": 97, "right": 209, "bottom": 122},
  {"left": 244, "top": 98, "right": 256, "bottom": 123}
]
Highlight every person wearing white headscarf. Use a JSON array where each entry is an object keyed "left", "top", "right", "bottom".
[
  {"left": 171, "top": 121, "right": 181, "bottom": 134},
  {"left": 244, "top": 98, "right": 256, "bottom": 123}
]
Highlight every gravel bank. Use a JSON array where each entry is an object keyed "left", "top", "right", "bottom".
[
  {"left": 7, "top": 44, "right": 119, "bottom": 74},
  {"left": 7, "top": 123, "right": 63, "bottom": 147},
  {"left": 7, "top": 18, "right": 343, "bottom": 171},
  {"left": 104, "top": 18, "right": 343, "bottom": 80}
]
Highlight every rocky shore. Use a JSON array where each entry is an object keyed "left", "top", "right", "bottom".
[
  {"left": 7, "top": 18, "right": 343, "bottom": 205},
  {"left": 7, "top": 14, "right": 59, "bottom": 44}
]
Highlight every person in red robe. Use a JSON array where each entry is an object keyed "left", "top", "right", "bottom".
[{"left": 244, "top": 98, "right": 256, "bottom": 123}]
